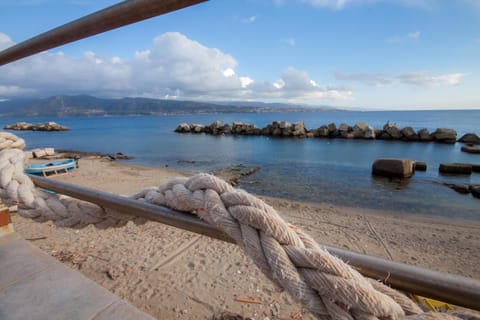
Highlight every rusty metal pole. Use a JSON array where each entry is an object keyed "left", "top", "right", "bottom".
[{"left": 0, "top": 0, "right": 208, "bottom": 66}]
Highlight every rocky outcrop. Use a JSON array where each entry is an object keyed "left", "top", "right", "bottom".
[
  {"left": 432, "top": 128, "right": 457, "bottom": 144},
  {"left": 401, "top": 127, "right": 418, "bottom": 141},
  {"left": 24, "top": 148, "right": 57, "bottom": 159},
  {"left": 417, "top": 128, "right": 433, "bottom": 142},
  {"left": 383, "top": 122, "right": 402, "bottom": 139},
  {"left": 372, "top": 158, "right": 414, "bottom": 178},
  {"left": 327, "top": 123, "right": 338, "bottom": 137},
  {"left": 213, "top": 164, "right": 260, "bottom": 186},
  {"left": 351, "top": 122, "right": 376, "bottom": 139},
  {"left": 4, "top": 121, "right": 69, "bottom": 131},
  {"left": 439, "top": 163, "right": 472, "bottom": 175},
  {"left": 173, "top": 120, "right": 467, "bottom": 146},
  {"left": 175, "top": 123, "right": 190, "bottom": 133},
  {"left": 458, "top": 133, "right": 480, "bottom": 145}
]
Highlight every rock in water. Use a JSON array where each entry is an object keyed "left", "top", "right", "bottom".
[
  {"left": 439, "top": 163, "right": 472, "bottom": 175},
  {"left": 414, "top": 161, "right": 427, "bottom": 171},
  {"left": 174, "top": 123, "right": 190, "bottom": 133},
  {"left": 471, "top": 186, "right": 480, "bottom": 199},
  {"left": 383, "top": 122, "right": 402, "bottom": 139},
  {"left": 401, "top": 127, "right": 418, "bottom": 141},
  {"left": 432, "top": 128, "right": 457, "bottom": 144},
  {"left": 418, "top": 128, "right": 433, "bottom": 141},
  {"left": 461, "top": 145, "right": 480, "bottom": 154},
  {"left": 4, "top": 121, "right": 69, "bottom": 131},
  {"left": 458, "top": 133, "right": 480, "bottom": 145},
  {"left": 372, "top": 158, "right": 415, "bottom": 178}
]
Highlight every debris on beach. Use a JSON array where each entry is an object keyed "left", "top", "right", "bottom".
[
  {"left": 51, "top": 249, "right": 85, "bottom": 269},
  {"left": 212, "top": 312, "right": 253, "bottom": 320},
  {"left": 234, "top": 295, "right": 262, "bottom": 305}
]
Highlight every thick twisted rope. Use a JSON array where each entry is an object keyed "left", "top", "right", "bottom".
[{"left": 0, "top": 132, "right": 475, "bottom": 320}]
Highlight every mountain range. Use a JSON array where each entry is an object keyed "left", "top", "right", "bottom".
[{"left": 0, "top": 95, "right": 339, "bottom": 117}]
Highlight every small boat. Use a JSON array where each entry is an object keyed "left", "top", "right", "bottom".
[{"left": 25, "top": 159, "right": 76, "bottom": 176}]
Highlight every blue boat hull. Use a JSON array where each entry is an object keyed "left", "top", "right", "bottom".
[{"left": 25, "top": 159, "right": 76, "bottom": 176}]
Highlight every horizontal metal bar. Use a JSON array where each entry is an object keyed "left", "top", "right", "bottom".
[
  {"left": 28, "top": 174, "right": 480, "bottom": 311},
  {"left": 0, "top": 0, "right": 207, "bottom": 66}
]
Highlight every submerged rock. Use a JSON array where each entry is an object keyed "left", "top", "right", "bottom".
[
  {"left": 461, "top": 145, "right": 480, "bottom": 154},
  {"left": 372, "top": 158, "right": 414, "bottom": 178},
  {"left": 439, "top": 163, "right": 472, "bottom": 175},
  {"left": 414, "top": 161, "right": 427, "bottom": 171},
  {"left": 471, "top": 186, "right": 480, "bottom": 199},
  {"left": 444, "top": 183, "right": 471, "bottom": 194}
]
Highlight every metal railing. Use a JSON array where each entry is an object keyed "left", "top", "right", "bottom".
[
  {"left": 0, "top": 0, "right": 207, "bottom": 66},
  {"left": 30, "top": 175, "right": 480, "bottom": 311}
]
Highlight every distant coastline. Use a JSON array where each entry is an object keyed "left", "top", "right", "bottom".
[{"left": 0, "top": 95, "right": 341, "bottom": 117}]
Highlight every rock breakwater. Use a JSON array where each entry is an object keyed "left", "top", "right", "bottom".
[{"left": 175, "top": 120, "right": 474, "bottom": 144}]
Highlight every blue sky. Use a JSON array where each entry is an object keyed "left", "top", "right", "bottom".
[{"left": 0, "top": 0, "right": 479, "bottom": 110}]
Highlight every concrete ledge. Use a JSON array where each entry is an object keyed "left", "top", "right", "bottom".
[{"left": 0, "top": 233, "right": 155, "bottom": 320}]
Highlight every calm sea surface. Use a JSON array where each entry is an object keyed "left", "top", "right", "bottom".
[{"left": 2, "top": 110, "right": 479, "bottom": 222}]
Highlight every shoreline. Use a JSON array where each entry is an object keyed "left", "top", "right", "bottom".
[{"left": 12, "top": 156, "right": 480, "bottom": 319}]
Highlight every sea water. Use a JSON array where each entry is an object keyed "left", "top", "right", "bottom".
[{"left": 2, "top": 110, "right": 479, "bottom": 222}]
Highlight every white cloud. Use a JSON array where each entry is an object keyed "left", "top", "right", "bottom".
[
  {"left": 277, "top": 0, "right": 437, "bottom": 10},
  {"left": 0, "top": 32, "right": 348, "bottom": 104},
  {"left": 336, "top": 71, "right": 467, "bottom": 86},
  {"left": 407, "top": 31, "right": 420, "bottom": 40},
  {"left": 397, "top": 72, "right": 466, "bottom": 86},
  {"left": 223, "top": 68, "right": 235, "bottom": 77},
  {"left": 282, "top": 38, "right": 296, "bottom": 47},
  {"left": 241, "top": 16, "right": 257, "bottom": 23},
  {"left": 335, "top": 72, "right": 392, "bottom": 86},
  {"left": 386, "top": 31, "right": 421, "bottom": 43},
  {"left": 0, "top": 32, "right": 14, "bottom": 50},
  {"left": 247, "top": 67, "right": 352, "bottom": 102}
]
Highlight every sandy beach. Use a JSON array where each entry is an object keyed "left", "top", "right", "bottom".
[{"left": 11, "top": 157, "right": 480, "bottom": 320}]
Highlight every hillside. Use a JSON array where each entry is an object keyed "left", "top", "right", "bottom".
[{"left": 0, "top": 95, "right": 337, "bottom": 117}]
